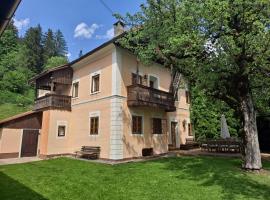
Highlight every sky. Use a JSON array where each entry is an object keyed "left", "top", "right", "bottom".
[{"left": 13, "top": 0, "right": 145, "bottom": 61}]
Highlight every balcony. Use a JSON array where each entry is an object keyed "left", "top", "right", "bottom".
[
  {"left": 127, "top": 84, "right": 176, "bottom": 112},
  {"left": 33, "top": 94, "right": 71, "bottom": 111}
]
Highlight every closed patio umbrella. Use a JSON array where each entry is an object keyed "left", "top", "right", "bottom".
[{"left": 220, "top": 114, "right": 230, "bottom": 139}]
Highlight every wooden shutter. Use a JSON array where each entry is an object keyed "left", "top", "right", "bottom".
[
  {"left": 132, "top": 116, "right": 142, "bottom": 134},
  {"left": 162, "top": 119, "right": 167, "bottom": 134},
  {"left": 152, "top": 118, "right": 162, "bottom": 134}
]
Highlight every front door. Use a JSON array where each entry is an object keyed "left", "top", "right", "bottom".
[
  {"left": 171, "top": 122, "right": 177, "bottom": 148},
  {"left": 21, "top": 129, "right": 39, "bottom": 157}
]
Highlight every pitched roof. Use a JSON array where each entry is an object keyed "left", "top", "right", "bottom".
[
  {"left": 69, "top": 32, "right": 126, "bottom": 66},
  {"left": 0, "top": 110, "right": 36, "bottom": 126},
  {"left": 29, "top": 64, "right": 70, "bottom": 83}
]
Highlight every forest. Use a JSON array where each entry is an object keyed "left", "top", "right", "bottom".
[{"left": 0, "top": 21, "right": 68, "bottom": 120}]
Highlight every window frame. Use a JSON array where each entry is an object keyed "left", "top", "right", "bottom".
[
  {"left": 57, "top": 126, "right": 66, "bottom": 137},
  {"left": 132, "top": 115, "right": 143, "bottom": 135},
  {"left": 90, "top": 116, "right": 99, "bottom": 135},
  {"left": 91, "top": 74, "right": 100, "bottom": 94},
  {"left": 188, "top": 123, "right": 193, "bottom": 136},
  {"left": 89, "top": 111, "right": 100, "bottom": 136},
  {"left": 148, "top": 74, "right": 159, "bottom": 89},
  {"left": 152, "top": 117, "right": 163, "bottom": 135},
  {"left": 185, "top": 90, "right": 191, "bottom": 104},
  {"left": 72, "top": 81, "right": 79, "bottom": 98},
  {"left": 56, "top": 121, "right": 67, "bottom": 139},
  {"left": 90, "top": 71, "right": 101, "bottom": 94}
]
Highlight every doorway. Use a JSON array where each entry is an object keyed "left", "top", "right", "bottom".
[{"left": 21, "top": 129, "right": 39, "bottom": 157}]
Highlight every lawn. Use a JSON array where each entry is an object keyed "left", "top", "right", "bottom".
[
  {"left": 0, "top": 156, "right": 270, "bottom": 200},
  {"left": 0, "top": 103, "right": 31, "bottom": 120}
]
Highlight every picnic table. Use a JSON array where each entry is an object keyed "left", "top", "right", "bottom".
[{"left": 199, "top": 138, "right": 242, "bottom": 153}]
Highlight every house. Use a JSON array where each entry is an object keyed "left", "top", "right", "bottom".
[{"left": 0, "top": 22, "right": 193, "bottom": 160}]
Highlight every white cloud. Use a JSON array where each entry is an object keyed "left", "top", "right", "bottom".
[
  {"left": 13, "top": 18, "right": 30, "bottom": 30},
  {"left": 96, "top": 28, "right": 114, "bottom": 39},
  {"left": 66, "top": 52, "right": 71, "bottom": 58},
  {"left": 74, "top": 22, "right": 100, "bottom": 39}
]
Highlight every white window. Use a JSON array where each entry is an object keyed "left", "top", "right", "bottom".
[
  {"left": 90, "top": 71, "right": 101, "bottom": 94},
  {"left": 148, "top": 75, "right": 159, "bottom": 89},
  {"left": 56, "top": 121, "right": 67, "bottom": 138},
  {"left": 72, "top": 81, "right": 79, "bottom": 98}
]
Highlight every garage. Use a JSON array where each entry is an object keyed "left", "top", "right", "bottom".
[{"left": 0, "top": 111, "right": 42, "bottom": 159}]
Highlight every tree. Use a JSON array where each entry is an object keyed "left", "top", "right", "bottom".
[
  {"left": 44, "top": 56, "right": 68, "bottom": 70},
  {"left": 119, "top": 0, "right": 270, "bottom": 170},
  {"left": 23, "top": 25, "right": 44, "bottom": 73},
  {"left": 0, "top": 20, "right": 18, "bottom": 57},
  {"left": 43, "top": 28, "right": 56, "bottom": 62},
  {"left": 54, "top": 29, "right": 68, "bottom": 57},
  {"left": 191, "top": 86, "right": 240, "bottom": 140},
  {"left": 0, "top": 70, "right": 28, "bottom": 94}
]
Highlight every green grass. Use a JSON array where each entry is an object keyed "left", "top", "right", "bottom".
[
  {"left": 0, "top": 103, "right": 31, "bottom": 120},
  {"left": 0, "top": 156, "right": 270, "bottom": 200}
]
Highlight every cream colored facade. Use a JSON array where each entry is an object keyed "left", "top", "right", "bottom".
[
  {"left": 0, "top": 42, "right": 193, "bottom": 160},
  {"left": 35, "top": 43, "right": 192, "bottom": 160}
]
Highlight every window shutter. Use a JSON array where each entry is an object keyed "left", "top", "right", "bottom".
[
  {"left": 151, "top": 118, "right": 154, "bottom": 134},
  {"left": 162, "top": 119, "right": 167, "bottom": 134}
]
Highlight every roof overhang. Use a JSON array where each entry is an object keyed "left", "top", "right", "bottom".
[
  {"left": 0, "top": 0, "right": 21, "bottom": 37},
  {"left": 29, "top": 64, "right": 71, "bottom": 84}
]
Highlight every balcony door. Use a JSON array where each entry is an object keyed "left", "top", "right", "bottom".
[{"left": 149, "top": 75, "right": 158, "bottom": 89}]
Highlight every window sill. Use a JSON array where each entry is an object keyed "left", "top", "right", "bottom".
[
  {"left": 90, "top": 91, "right": 100, "bottom": 95},
  {"left": 153, "top": 134, "right": 163, "bottom": 136},
  {"left": 132, "top": 133, "right": 144, "bottom": 136},
  {"left": 89, "top": 134, "right": 99, "bottom": 137},
  {"left": 72, "top": 97, "right": 79, "bottom": 100},
  {"left": 56, "top": 136, "right": 66, "bottom": 139}
]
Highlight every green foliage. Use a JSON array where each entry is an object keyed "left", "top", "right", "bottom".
[
  {"left": 191, "top": 86, "right": 240, "bottom": 140},
  {"left": 0, "top": 70, "right": 28, "bottom": 93},
  {"left": 0, "top": 21, "right": 18, "bottom": 56},
  {"left": 54, "top": 29, "right": 68, "bottom": 57},
  {"left": 23, "top": 25, "right": 44, "bottom": 73},
  {"left": 45, "top": 56, "right": 68, "bottom": 70},
  {"left": 0, "top": 21, "right": 68, "bottom": 120},
  {"left": 0, "top": 103, "right": 32, "bottom": 121},
  {"left": 43, "top": 28, "right": 57, "bottom": 61},
  {"left": 119, "top": 0, "right": 270, "bottom": 137}
]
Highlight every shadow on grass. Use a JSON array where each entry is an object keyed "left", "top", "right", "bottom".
[
  {"left": 0, "top": 172, "right": 47, "bottom": 200},
  {"left": 155, "top": 156, "right": 270, "bottom": 200}
]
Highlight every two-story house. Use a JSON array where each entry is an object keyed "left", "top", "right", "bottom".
[{"left": 0, "top": 22, "right": 193, "bottom": 160}]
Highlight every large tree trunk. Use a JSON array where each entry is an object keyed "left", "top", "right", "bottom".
[{"left": 240, "top": 93, "right": 262, "bottom": 170}]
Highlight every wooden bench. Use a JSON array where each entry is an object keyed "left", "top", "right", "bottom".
[{"left": 75, "top": 146, "right": 100, "bottom": 159}]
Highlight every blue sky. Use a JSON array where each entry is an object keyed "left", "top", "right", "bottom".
[{"left": 13, "top": 0, "right": 145, "bottom": 61}]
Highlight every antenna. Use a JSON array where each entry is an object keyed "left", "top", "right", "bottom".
[{"left": 99, "top": 0, "right": 114, "bottom": 15}]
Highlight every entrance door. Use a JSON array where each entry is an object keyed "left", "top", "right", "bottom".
[
  {"left": 171, "top": 122, "right": 177, "bottom": 148},
  {"left": 21, "top": 129, "right": 39, "bottom": 157}
]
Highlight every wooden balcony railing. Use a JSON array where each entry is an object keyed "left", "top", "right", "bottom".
[
  {"left": 127, "top": 84, "right": 176, "bottom": 112},
  {"left": 33, "top": 94, "right": 71, "bottom": 111}
]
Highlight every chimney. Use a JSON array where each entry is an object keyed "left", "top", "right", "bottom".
[{"left": 113, "top": 21, "right": 125, "bottom": 37}]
